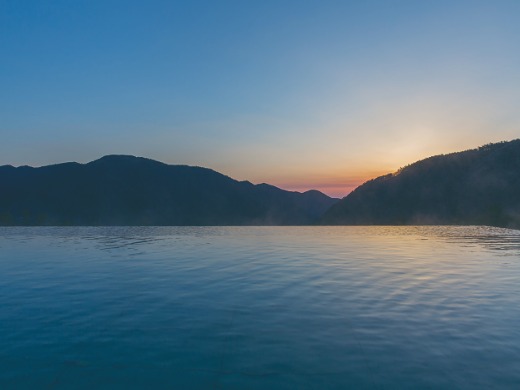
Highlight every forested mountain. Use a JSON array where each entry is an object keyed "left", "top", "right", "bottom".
[
  {"left": 0, "top": 155, "right": 337, "bottom": 226},
  {"left": 322, "top": 140, "right": 520, "bottom": 228}
]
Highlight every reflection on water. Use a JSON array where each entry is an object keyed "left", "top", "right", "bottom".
[{"left": 0, "top": 226, "right": 519, "bottom": 389}]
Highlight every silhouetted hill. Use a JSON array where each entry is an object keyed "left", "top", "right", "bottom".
[
  {"left": 0, "top": 155, "right": 337, "bottom": 226},
  {"left": 321, "top": 140, "right": 520, "bottom": 228}
]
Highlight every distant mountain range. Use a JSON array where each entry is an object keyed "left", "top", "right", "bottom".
[
  {"left": 321, "top": 139, "right": 520, "bottom": 229},
  {"left": 2, "top": 140, "right": 520, "bottom": 228},
  {"left": 0, "top": 155, "right": 337, "bottom": 225}
]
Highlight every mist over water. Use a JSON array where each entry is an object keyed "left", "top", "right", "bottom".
[{"left": 1, "top": 226, "right": 519, "bottom": 389}]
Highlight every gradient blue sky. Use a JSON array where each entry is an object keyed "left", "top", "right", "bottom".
[{"left": 1, "top": 0, "right": 519, "bottom": 197}]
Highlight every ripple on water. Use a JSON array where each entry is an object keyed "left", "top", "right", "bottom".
[{"left": 0, "top": 226, "right": 519, "bottom": 389}]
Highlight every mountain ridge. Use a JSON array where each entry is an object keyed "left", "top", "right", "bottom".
[
  {"left": 0, "top": 155, "right": 337, "bottom": 226},
  {"left": 321, "top": 139, "right": 520, "bottom": 228}
]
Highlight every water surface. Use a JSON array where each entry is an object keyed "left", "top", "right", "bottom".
[{"left": 1, "top": 226, "right": 519, "bottom": 389}]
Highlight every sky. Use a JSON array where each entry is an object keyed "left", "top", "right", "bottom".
[{"left": 1, "top": 0, "right": 520, "bottom": 197}]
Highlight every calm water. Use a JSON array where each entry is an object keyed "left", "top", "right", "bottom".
[{"left": 1, "top": 226, "right": 520, "bottom": 389}]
